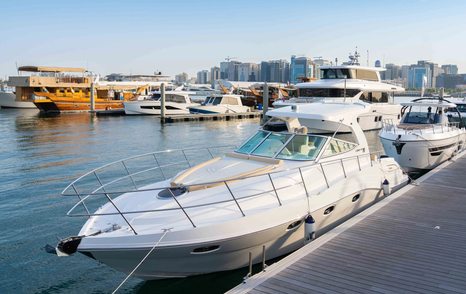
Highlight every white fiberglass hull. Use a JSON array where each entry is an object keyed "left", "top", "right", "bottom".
[
  {"left": 0, "top": 92, "right": 36, "bottom": 109},
  {"left": 380, "top": 132, "right": 465, "bottom": 171},
  {"left": 124, "top": 100, "right": 196, "bottom": 115},
  {"left": 76, "top": 158, "right": 406, "bottom": 279},
  {"left": 189, "top": 105, "right": 250, "bottom": 114}
]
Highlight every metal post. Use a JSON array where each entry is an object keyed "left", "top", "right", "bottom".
[
  {"left": 90, "top": 81, "right": 95, "bottom": 112},
  {"left": 320, "top": 163, "right": 330, "bottom": 188},
  {"left": 268, "top": 174, "right": 282, "bottom": 206},
  {"left": 247, "top": 252, "right": 253, "bottom": 278},
  {"left": 340, "top": 159, "right": 347, "bottom": 178},
  {"left": 261, "top": 82, "right": 269, "bottom": 125},
  {"left": 160, "top": 83, "right": 166, "bottom": 123},
  {"left": 224, "top": 181, "right": 245, "bottom": 216},
  {"left": 168, "top": 188, "right": 196, "bottom": 228},
  {"left": 261, "top": 245, "right": 267, "bottom": 271}
]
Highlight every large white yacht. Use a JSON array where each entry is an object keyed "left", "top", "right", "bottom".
[
  {"left": 188, "top": 94, "right": 251, "bottom": 114},
  {"left": 380, "top": 98, "right": 466, "bottom": 171},
  {"left": 54, "top": 101, "right": 408, "bottom": 279},
  {"left": 274, "top": 51, "right": 404, "bottom": 131},
  {"left": 123, "top": 91, "right": 199, "bottom": 115}
]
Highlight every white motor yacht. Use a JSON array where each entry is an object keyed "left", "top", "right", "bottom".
[
  {"left": 0, "top": 90, "right": 36, "bottom": 109},
  {"left": 188, "top": 94, "right": 251, "bottom": 114},
  {"left": 446, "top": 98, "right": 466, "bottom": 125},
  {"left": 124, "top": 91, "right": 199, "bottom": 115},
  {"left": 379, "top": 98, "right": 466, "bottom": 171},
  {"left": 273, "top": 50, "right": 404, "bottom": 131},
  {"left": 54, "top": 101, "right": 408, "bottom": 279}
]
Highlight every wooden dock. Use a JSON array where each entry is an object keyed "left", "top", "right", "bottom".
[
  {"left": 162, "top": 112, "right": 262, "bottom": 123},
  {"left": 228, "top": 152, "right": 466, "bottom": 294}
]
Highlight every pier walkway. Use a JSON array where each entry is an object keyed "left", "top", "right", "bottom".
[{"left": 228, "top": 152, "right": 466, "bottom": 294}]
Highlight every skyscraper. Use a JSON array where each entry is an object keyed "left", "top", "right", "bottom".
[
  {"left": 441, "top": 64, "right": 459, "bottom": 75},
  {"left": 290, "top": 55, "right": 314, "bottom": 84},
  {"left": 407, "top": 66, "right": 431, "bottom": 89},
  {"left": 210, "top": 67, "right": 220, "bottom": 87},
  {"left": 196, "top": 70, "right": 210, "bottom": 84}
]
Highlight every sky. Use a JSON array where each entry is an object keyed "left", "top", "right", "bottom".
[{"left": 1, "top": 0, "right": 466, "bottom": 78}]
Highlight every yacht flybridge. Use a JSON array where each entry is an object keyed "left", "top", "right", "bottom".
[
  {"left": 274, "top": 50, "right": 405, "bottom": 131},
  {"left": 380, "top": 98, "right": 465, "bottom": 171},
  {"left": 54, "top": 101, "right": 408, "bottom": 279}
]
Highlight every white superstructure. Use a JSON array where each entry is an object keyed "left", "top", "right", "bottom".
[
  {"left": 54, "top": 101, "right": 408, "bottom": 280},
  {"left": 274, "top": 51, "right": 405, "bottom": 131}
]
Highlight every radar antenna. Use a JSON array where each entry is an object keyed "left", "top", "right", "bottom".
[{"left": 347, "top": 47, "right": 360, "bottom": 65}]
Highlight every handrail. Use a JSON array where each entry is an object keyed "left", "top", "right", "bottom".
[
  {"left": 64, "top": 149, "right": 381, "bottom": 235},
  {"left": 61, "top": 145, "right": 236, "bottom": 194}
]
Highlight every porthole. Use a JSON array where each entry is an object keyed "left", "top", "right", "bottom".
[
  {"left": 286, "top": 219, "right": 303, "bottom": 231},
  {"left": 158, "top": 187, "right": 187, "bottom": 199},
  {"left": 324, "top": 206, "right": 335, "bottom": 215},
  {"left": 191, "top": 245, "right": 220, "bottom": 254},
  {"left": 352, "top": 194, "right": 360, "bottom": 202}
]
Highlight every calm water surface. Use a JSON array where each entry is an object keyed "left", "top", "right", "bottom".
[{"left": 0, "top": 109, "right": 383, "bottom": 294}]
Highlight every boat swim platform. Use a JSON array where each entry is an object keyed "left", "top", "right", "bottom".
[
  {"left": 227, "top": 151, "right": 466, "bottom": 294},
  {"left": 162, "top": 112, "right": 263, "bottom": 123}
]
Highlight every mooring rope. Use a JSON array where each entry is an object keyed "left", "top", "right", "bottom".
[{"left": 112, "top": 228, "right": 172, "bottom": 294}]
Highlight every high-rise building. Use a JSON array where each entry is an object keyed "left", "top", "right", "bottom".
[
  {"left": 260, "top": 61, "right": 270, "bottom": 82},
  {"left": 313, "top": 58, "right": 331, "bottom": 79},
  {"left": 238, "top": 63, "right": 259, "bottom": 82},
  {"left": 436, "top": 74, "right": 466, "bottom": 89},
  {"left": 441, "top": 64, "right": 458, "bottom": 75},
  {"left": 227, "top": 61, "right": 241, "bottom": 81},
  {"left": 196, "top": 70, "right": 210, "bottom": 84},
  {"left": 220, "top": 62, "right": 230, "bottom": 79},
  {"left": 210, "top": 66, "right": 220, "bottom": 87},
  {"left": 407, "top": 66, "right": 431, "bottom": 89},
  {"left": 290, "top": 55, "right": 314, "bottom": 84},
  {"left": 383, "top": 63, "right": 401, "bottom": 81},
  {"left": 175, "top": 72, "right": 189, "bottom": 84}
]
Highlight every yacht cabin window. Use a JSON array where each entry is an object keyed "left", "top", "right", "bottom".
[
  {"left": 354, "top": 70, "right": 379, "bottom": 81},
  {"left": 236, "top": 131, "right": 328, "bottom": 161},
  {"left": 321, "top": 138, "right": 357, "bottom": 158},
  {"left": 298, "top": 88, "right": 361, "bottom": 98},
  {"left": 321, "top": 69, "right": 351, "bottom": 79}
]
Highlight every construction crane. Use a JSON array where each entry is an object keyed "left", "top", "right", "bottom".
[{"left": 225, "top": 56, "right": 237, "bottom": 62}]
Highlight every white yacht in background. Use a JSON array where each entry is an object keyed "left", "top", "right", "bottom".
[
  {"left": 123, "top": 91, "right": 199, "bottom": 115},
  {"left": 0, "top": 87, "right": 36, "bottom": 109},
  {"left": 188, "top": 94, "right": 251, "bottom": 114},
  {"left": 446, "top": 98, "right": 466, "bottom": 125},
  {"left": 380, "top": 98, "right": 465, "bottom": 171},
  {"left": 274, "top": 50, "right": 404, "bottom": 131},
  {"left": 54, "top": 101, "right": 408, "bottom": 279}
]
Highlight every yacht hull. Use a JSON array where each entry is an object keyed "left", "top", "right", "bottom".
[
  {"left": 123, "top": 101, "right": 192, "bottom": 115},
  {"left": 77, "top": 187, "right": 392, "bottom": 280},
  {"left": 0, "top": 92, "right": 36, "bottom": 109},
  {"left": 380, "top": 134, "right": 464, "bottom": 171}
]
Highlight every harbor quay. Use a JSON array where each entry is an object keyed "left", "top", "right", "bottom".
[{"left": 227, "top": 150, "right": 466, "bottom": 294}]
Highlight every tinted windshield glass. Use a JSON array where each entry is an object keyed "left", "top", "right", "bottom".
[
  {"left": 276, "top": 135, "right": 326, "bottom": 161},
  {"left": 299, "top": 88, "right": 360, "bottom": 98},
  {"left": 321, "top": 69, "right": 351, "bottom": 79},
  {"left": 237, "top": 131, "right": 269, "bottom": 154},
  {"left": 213, "top": 97, "right": 222, "bottom": 105},
  {"left": 251, "top": 133, "right": 291, "bottom": 157}
]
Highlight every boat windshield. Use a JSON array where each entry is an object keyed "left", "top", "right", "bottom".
[
  {"left": 402, "top": 106, "right": 445, "bottom": 124},
  {"left": 321, "top": 68, "right": 351, "bottom": 79},
  {"left": 236, "top": 131, "right": 327, "bottom": 161}
]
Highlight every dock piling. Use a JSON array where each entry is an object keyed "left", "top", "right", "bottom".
[
  {"left": 160, "top": 83, "right": 166, "bottom": 123},
  {"left": 90, "top": 81, "right": 95, "bottom": 112},
  {"left": 261, "top": 82, "right": 269, "bottom": 125}
]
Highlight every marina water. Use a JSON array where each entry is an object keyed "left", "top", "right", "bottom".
[{"left": 0, "top": 109, "right": 382, "bottom": 293}]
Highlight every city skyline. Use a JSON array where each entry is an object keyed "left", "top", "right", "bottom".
[{"left": 1, "top": 0, "right": 466, "bottom": 78}]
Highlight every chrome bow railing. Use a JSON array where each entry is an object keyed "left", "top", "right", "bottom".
[{"left": 63, "top": 147, "right": 382, "bottom": 235}]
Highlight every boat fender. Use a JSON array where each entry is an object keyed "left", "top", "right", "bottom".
[
  {"left": 56, "top": 236, "right": 84, "bottom": 256},
  {"left": 304, "top": 215, "right": 316, "bottom": 242},
  {"left": 382, "top": 179, "right": 390, "bottom": 196}
]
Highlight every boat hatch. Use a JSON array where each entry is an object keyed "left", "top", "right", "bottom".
[{"left": 158, "top": 187, "right": 187, "bottom": 199}]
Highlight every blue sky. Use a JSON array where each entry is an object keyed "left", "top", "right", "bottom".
[{"left": 1, "top": 0, "right": 465, "bottom": 78}]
